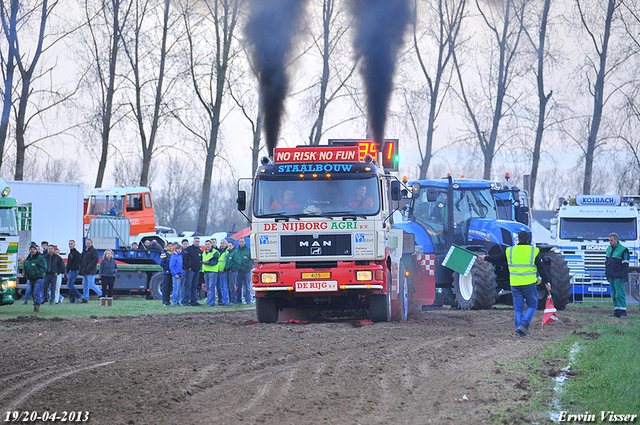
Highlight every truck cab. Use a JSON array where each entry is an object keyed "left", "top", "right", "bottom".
[
  {"left": 84, "top": 187, "right": 156, "bottom": 246},
  {"left": 240, "top": 145, "right": 418, "bottom": 323},
  {"left": 551, "top": 195, "right": 640, "bottom": 299},
  {"left": 0, "top": 180, "right": 19, "bottom": 305}
]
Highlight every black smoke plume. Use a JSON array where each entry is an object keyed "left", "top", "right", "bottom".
[
  {"left": 245, "top": 0, "right": 309, "bottom": 157},
  {"left": 349, "top": 0, "right": 411, "bottom": 144}
]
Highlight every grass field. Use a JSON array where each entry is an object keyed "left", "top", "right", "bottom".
[
  {"left": 526, "top": 301, "right": 640, "bottom": 423},
  {"left": 0, "top": 296, "right": 254, "bottom": 320}
]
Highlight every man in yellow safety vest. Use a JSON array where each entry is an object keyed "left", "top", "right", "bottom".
[{"left": 482, "top": 231, "right": 551, "bottom": 336}]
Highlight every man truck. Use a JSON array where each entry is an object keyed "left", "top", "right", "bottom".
[{"left": 238, "top": 143, "right": 435, "bottom": 323}]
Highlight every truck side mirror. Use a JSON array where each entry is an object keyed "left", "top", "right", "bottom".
[
  {"left": 237, "top": 191, "right": 246, "bottom": 211},
  {"left": 426, "top": 187, "right": 438, "bottom": 202},
  {"left": 391, "top": 181, "right": 401, "bottom": 201}
]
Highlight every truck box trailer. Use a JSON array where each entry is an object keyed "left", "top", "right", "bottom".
[{"left": 8, "top": 181, "right": 84, "bottom": 256}]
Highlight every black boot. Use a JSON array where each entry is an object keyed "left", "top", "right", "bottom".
[
  {"left": 517, "top": 323, "right": 530, "bottom": 336},
  {"left": 608, "top": 310, "right": 621, "bottom": 317},
  {"left": 620, "top": 310, "right": 627, "bottom": 318}
]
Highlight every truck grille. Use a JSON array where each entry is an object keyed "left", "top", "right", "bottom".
[{"left": 281, "top": 234, "right": 352, "bottom": 258}]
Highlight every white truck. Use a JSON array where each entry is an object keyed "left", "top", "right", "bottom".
[
  {"left": 550, "top": 195, "right": 640, "bottom": 299},
  {"left": 8, "top": 181, "right": 84, "bottom": 257}
]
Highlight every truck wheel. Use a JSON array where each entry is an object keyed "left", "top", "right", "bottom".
[
  {"left": 370, "top": 291, "right": 391, "bottom": 322},
  {"left": 256, "top": 297, "right": 278, "bottom": 323},
  {"left": 453, "top": 259, "right": 497, "bottom": 310},
  {"left": 149, "top": 272, "right": 163, "bottom": 300},
  {"left": 539, "top": 251, "right": 571, "bottom": 310},
  {"left": 391, "top": 263, "right": 409, "bottom": 321}
]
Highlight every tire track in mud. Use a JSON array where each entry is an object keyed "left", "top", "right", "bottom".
[
  {"left": 1, "top": 361, "right": 115, "bottom": 412},
  {"left": 0, "top": 307, "right": 589, "bottom": 424}
]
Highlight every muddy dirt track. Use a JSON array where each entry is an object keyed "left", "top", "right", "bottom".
[{"left": 0, "top": 304, "right": 605, "bottom": 425}]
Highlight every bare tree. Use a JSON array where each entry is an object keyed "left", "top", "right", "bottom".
[
  {"left": 153, "top": 157, "right": 198, "bottom": 231},
  {"left": 39, "top": 158, "right": 83, "bottom": 182},
  {"left": 177, "top": 0, "right": 242, "bottom": 234},
  {"left": 12, "top": 0, "right": 59, "bottom": 180},
  {"left": 228, "top": 79, "right": 263, "bottom": 174},
  {"left": 452, "top": 0, "right": 526, "bottom": 179},
  {"left": 0, "top": 0, "right": 17, "bottom": 171},
  {"left": 86, "top": 0, "right": 133, "bottom": 188},
  {"left": 519, "top": 0, "right": 553, "bottom": 203},
  {"left": 577, "top": 0, "right": 619, "bottom": 194},
  {"left": 306, "top": 0, "right": 356, "bottom": 146},
  {"left": 121, "top": 0, "right": 175, "bottom": 187},
  {"left": 412, "top": 0, "right": 466, "bottom": 179}
]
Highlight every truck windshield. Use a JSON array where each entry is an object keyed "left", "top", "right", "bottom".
[
  {"left": 253, "top": 177, "right": 380, "bottom": 218},
  {"left": 0, "top": 208, "right": 18, "bottom": 236},
  {"left": 87, "top": 195, "right": 124, "bottom": 215},
  {"left": 560, "top": 217, "right": 637, "bottom": 241}
]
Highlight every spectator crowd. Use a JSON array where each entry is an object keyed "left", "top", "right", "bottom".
[{"left": 20, "top": 236, "right": 254, "bottom": 312}]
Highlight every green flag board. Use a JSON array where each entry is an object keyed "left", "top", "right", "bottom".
[{"left": 442, "top": 244, "right": 478, "bottom": 277}]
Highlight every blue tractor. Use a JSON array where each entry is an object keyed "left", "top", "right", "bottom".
[{"left": 394, "top": 176, "right": 571, "bottom": 310}]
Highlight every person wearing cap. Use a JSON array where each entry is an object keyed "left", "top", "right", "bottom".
[
  {"left": 481, "top": 231, "right": 551, "bottom": 337},
  {"left": 605, "top": 232, "right": 629, "bottom": 318},
  {"left": 23, "top": 244, "right": 46, "bottom": 312}
]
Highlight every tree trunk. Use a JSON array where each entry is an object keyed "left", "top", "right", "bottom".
[
  {"left": 583, "top": 0, "right": 616, "bottom": 195},
  {"left": 95, "top": 0, "right": 122, "bottom": 189},
  {"left": 140, "top": 0, "right": 170, "bottom": 187},
  {"left": 0, "top": 0, "right": 18, "bottom": 170},
  {"left": 13, "top": 0, "right": 49, "bottom": 180},
  {"left": 529, "top": 0, "right": 552, "bottom": 204},
  {"left": 251, "top": 112, "right": 263, "bottom": 175},
  {"left": 13, "top": 78, "right": 30, "bottom": 180}
]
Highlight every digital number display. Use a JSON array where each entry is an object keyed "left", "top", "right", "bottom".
[{"left": 327, "top": 139, "right": 399, "bottom": 171}]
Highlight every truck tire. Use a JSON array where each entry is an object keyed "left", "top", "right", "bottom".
[
  {"left": 539, "top": 251, "right": 571, "bottom": 311},
  {"left": 149, "top": 272, "right": 163, "bottom": 300},
  {"left": 391, "top": 262, "right": 409, "bottom": 321},
  {"left": 453, "top": 259, "right": 497, "bottom": 310},
  {"left": 256, "top": 297, "right": 279, "bottom": 323},
  {"left": 369, "top": 291, "right": 391, "bottom": 322}
]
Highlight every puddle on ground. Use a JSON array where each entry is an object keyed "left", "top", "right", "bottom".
[{"left": 549, "top": 342, "right": 581, "bottom": 422}]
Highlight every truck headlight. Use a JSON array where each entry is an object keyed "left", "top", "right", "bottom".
[
  {"left": 261, "top": 273, "right": 278, "bottom": 283},
  {"left": 356, "top": 271, "right": 373, "bottom": 281},
  {"left": 1, "top": 282, "right": 6, "bottom": 291},
  {"left": 7, "top": 280, "right": 16, "bottom": 288}
]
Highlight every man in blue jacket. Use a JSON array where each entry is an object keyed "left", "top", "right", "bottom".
[{"left": 170, "top": 243, "right": 184, "bottom": 306}]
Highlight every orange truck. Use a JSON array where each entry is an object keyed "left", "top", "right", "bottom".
[{"left": 84, "top": 186, "right": 156, "bottom": 247}]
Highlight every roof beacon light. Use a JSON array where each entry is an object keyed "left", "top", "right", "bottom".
[
  {"left": 505, "top": 172, "right": 510, "bottom": 181},
  {"left": 364, "top": 154, "right": 373, "bottom": 164},
  {"left": 261, "top": 156, "right": 271, "bottom": 165},
  {"left": 2, "top": 186, "right": 9, "bottom": 197}
]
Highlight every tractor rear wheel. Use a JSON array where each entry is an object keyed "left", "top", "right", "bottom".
[
  {"left": 539, "top": 251, "right": 571, "bottom": 310},
  {"left": 453, "top": 259, "right": 497, "bottom": 310},
  {"left": 256, "top": 297, "right": 279, "bottom": 323}
]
